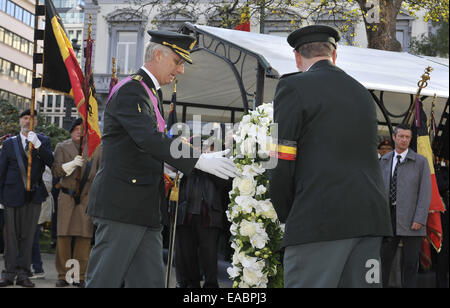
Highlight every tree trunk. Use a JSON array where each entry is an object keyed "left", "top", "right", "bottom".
[{"left": 357, "top": 0, "right": 403, "bottom": 51}]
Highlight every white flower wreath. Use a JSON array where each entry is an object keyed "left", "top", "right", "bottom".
[{"left": 226, "top": 103, "right": 284, "bottom": 288}]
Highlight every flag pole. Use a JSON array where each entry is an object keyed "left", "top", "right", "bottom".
[
  {"left": 26, "top": 0, "right": 41, "bottom": 192},
  {"left": 165, "top": 172, "right": 180, "bottom": 288},
  {"left": 404, "top": 66, "right": 433, "bottom": 127}
]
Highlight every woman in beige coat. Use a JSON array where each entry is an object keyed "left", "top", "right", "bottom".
[{"left": 51, "top": 119, "right": 101, "bottom": 287}]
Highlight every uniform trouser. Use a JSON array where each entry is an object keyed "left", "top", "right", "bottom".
[
  {"left": 1, "top": 203, "right": 41, "bottom": 281},
  {"left": 380, "top": 236, "right": 422, "bottom": 288},
  {"left": 175, "top": 215, "right": 220, "bottom": 288},
  {"left": 86, "top": 218, "right": 164, "bottom": 288},
  {"left": 284, "top": 237, "right": 383, "bottom": 288},
  {"left": 55, "top": 236, "right": 91, "bottom": 281}
]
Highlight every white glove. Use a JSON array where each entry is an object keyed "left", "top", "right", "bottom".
[
  {"left": 195, "top": 149, "right": 237, "bottom": 180},
  {"left": 62, "top": 155, "right": 84, "bottom": 176},
  {"left": 27, "top": 131, "right": 41, "bottom": 149}
]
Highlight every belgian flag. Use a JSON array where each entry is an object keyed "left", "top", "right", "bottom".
[
  {"left": 41, "top": 0, "right": 84, "bottom": 103},
  {"left": 413, "top": 99, "right": 446, "bottom": 269},
  {"left": 41, "top": 0, "right": 101, "bottom": 159}
]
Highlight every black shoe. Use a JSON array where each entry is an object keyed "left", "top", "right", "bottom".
[
  {"left": 55, "top": 279, "right": 70, "bottom": 287},
  {"left": 0, "top": 278, "right": 14, "bottom": 287},
  {"left": 73, "top": 280, "right": 85, "bottom": 288},
  {"left": 15, "top": 278, "right": 35, "bottom": 288}
]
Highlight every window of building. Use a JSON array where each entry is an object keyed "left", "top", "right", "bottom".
[
  {"left": 0, "top": 0, "right": 6, "bottom": 12},
  {"left": 1, "top": 58, "right": 9, "bottom": 75},
  {"left": 55, "top": 95, "right": 61, "bottom": 108},
  {"left": 23, "top": 10, "right": 31, "bottom": 26},
  {"left": 106, "top": 9, "right": 147, "bottom": 74},
  {"left": 14, "top": 5, "right": 22, "bottom": 20},
  {"left": 54, "top": 116, "right": 61, "bottom": 128},
  {"left": 20, "top": 37, "right": 28, "bottom": 53},
  {"left": 47, "top": 95, "right": 53, "bottom": 108},
  {"left": 13, "top": 33, "right": 20, "bottom": 49},
  {"left": 116, "top": 31, "right": 137, "bottom": 75},
  {"left": 0, "top": 27, "right": 4, "bottom": 42},
  {"left": 26, "top": 70, "right": 32, "bottom": 84},
  {"left": 6, "top": 0, "right": 14, "bottom": 16},
  {"left": 262, "top": 11, "right": 298, "bottom": 37},
  {"left": 4, "top": 28, "right": 12, "bottom": 45}
]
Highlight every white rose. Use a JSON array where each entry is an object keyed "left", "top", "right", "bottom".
[
  {"left": 240, "top": 220, "right": 256, "bottom": 238},
  {"left": 230, "top": 223, "right": 238, "bottom": 236},
  {"left": 247, "top": 124, "right": 258, "bottom": 139},
  {"left": 250, "top": 233, "right": 268, "bottom": 249},
  {"left": 227, "top": 266, "right": 241, "bottom": 279},
  {"left": 240, "top": 137, "right": 257, "bottom": 157},
  {"left": 264, "top": 208, "right": 278, "bottom": 222},
  {"left": 241, "top": 114, "right": 251, "bottom": 125},
  {"left": 256, "top": 185, "right": 267, "bottom": 196},
  {"left": 234, "top": 196, "right": 255, "bottom": 214},
  {"left": 242, "top": 268, "right": 261, "bottom": 287},
  {"left": 238, "top": 281, "right": 250, "bottom": 288},
  {"left": 237, "top": 176, "right": 256, "bottom": 196}
]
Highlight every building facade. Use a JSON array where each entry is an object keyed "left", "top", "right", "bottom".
[{"left": 0, "top": 0, "right": 41, "bottom": 112}]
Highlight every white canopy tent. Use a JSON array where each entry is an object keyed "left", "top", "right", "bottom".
[{"left": 161, "top": 23, "right": 449, "bottom": 135}]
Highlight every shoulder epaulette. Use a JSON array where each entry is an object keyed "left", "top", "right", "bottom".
[
  {"left": 280, "top": 72, "right": 302, "bottom": 79},
  {"left": 131, "top": 75, "right": 143, "bottom": 82}
]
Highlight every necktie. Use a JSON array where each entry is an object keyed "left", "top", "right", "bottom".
[
  {"left": 25, "top": 139, "right": 29, "bottom": 152},
  {"left": 389, "top": 155, "right": 402, "bottom": 206}
]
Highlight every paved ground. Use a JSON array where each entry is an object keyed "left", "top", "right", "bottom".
[
  {"left": 0, "top": 251, "right": 442, "bottom": 288},
  {"left": 0, "top": 251, "right": 233, "bottom": 288}
]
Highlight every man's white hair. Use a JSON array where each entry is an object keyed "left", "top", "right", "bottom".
[{"left": 144, "top": 42, "right": 172, "bottom": 62}]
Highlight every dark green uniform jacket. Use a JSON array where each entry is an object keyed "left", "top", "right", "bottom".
[
  {"left": 87, "top": 69, "right": 197, "bottom": 227},
  {"left": 269, "top": 60, "right": 393, "bottom": 247}
]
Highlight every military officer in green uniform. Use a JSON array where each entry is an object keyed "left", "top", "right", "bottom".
[
  {"left": 268, "top": 25, "right": 393, "bottom": 288},
  {"left": 85, "top": 30, "right": 237, "bottom": 288}
]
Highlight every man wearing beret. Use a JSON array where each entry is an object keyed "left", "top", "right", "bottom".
[
  {"left": 269, "top": 25, "right": 392, "bottom": 288},
  {"left": 86, "top": 30, "right": 237, "bottom": 288},
  {"left": 0, "top": 110, "right": 54, "bottom": 287},
  {"left": 378, "top": 139, "right": 393, "bottom": 159},
  {"left": 51, "top": 118, "right": 102, "bottom": 288}
]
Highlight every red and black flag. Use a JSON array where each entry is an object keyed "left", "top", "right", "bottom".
[{"left": 413, "top": 100, "right": 446, "bottom": 269}]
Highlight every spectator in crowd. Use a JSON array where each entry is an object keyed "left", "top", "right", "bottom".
[
  {"left": 380, "top": 124, "right": 431, "bottom": 288},
  {"left": 28, "top": 166, "right": 53, "bottom": 280},
  {"left": 175, "top": 138, "right": 229, "bottom": 288},
  {"left": 378, "top": 139, "right": 393, "bottom": 159},
  {"left": 51, "top": 118, "right": 102, "bottom": 288},
  {"left": 0, "top": 110, "right": 54, "bottom": 288}
]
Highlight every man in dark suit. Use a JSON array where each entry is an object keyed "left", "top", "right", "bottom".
[
  {"left": 86, "top": 30, "right": 237, "bottom": 288},
  {"left": 268, "top": 25, "right": 392, "bottom": 288},
  {"left": 0, "top": 110, "right": 54, "bottom": 287}
]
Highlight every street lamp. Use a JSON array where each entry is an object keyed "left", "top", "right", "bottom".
[{"left": 62, "top": 38, "right": 81, "bottom": 130}]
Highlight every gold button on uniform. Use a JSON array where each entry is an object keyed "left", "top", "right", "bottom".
[{"left": 132, "top": 179, "right": 137, "bottom": 184}]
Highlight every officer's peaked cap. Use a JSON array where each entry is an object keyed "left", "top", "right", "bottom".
[{"left": 147, "top": 30, "right": 197, "bottom": 64}]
